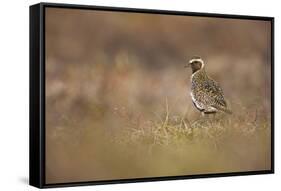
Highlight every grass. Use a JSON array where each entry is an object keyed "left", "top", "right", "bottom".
[
  {"left": 101, "top": 98, "right": 271, "bottom": 178},
  {"left": 112, "top": 98, "right": 269, "bottom": 147}
]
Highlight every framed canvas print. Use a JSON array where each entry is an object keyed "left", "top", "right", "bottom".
[{"left": 29, "top": 2, "right": 274, "bottom": 188}]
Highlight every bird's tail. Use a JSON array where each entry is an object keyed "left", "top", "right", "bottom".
[
  {"left": 222, "top": 108, "right": 232, "bottom": 114},
  {"left": 213, "top": 105, "right": 232, "bottom": 114}
]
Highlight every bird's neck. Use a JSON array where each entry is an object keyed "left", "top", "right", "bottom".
[
  {"left": 192, "top": 67, "right": 200, "bottom": 74},
  {"left": 191, "top": 67, "right": 208, "bottom": 80}
]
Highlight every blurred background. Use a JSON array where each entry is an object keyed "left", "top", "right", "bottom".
[{"left": 45, "top": 7, "right": 272, "bottom": 183}]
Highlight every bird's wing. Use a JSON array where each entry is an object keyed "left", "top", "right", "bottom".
[{"left": 204, "top": 79, "right": 227, "bottom": 108}]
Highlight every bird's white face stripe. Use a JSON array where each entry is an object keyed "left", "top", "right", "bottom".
[{"left": 189, "top": 58, "right": 204, "bottom": 64}]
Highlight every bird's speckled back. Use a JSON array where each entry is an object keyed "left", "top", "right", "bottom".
[{"left": 190, "top": 64, "right": 230, "bottom": 114}]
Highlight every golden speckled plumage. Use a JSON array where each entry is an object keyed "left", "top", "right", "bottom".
[{"left": 188, "top": 57, "right": 231, "bottom": 115}]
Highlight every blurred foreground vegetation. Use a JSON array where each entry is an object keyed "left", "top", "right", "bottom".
[{"left": 46, "top": 98, "right": 271, "bottom": 183}]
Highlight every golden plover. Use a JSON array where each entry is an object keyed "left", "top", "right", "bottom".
[{"left": 185, "top": 56, "right": 232, "bottom": 115}]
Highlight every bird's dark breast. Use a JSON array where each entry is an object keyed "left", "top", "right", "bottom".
[
  {"left": 203, "top": 110, "right": 217, "bottom": 114},
  {"left": 192, "top": 100, "right": 203, "bottom": 111},
  {"left": 191, "top": 100, "right": 217, "bottom": 114}
]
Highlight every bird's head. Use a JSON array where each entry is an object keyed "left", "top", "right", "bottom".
[{"left": 185, "top": 56, "right": 205, "bottom": 73}]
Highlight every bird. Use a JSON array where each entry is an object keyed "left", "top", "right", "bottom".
[{"left": 185, "top": 56, "right": 232, "bottom": 116}]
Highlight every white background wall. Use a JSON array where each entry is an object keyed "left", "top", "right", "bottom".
[{"left": 0, "top": 0, "right": 279, "bottom": 190}]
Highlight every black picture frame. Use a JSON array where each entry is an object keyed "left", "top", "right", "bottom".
[{"left": 30, "top": 2, "right": 274, "bottom": 188}]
